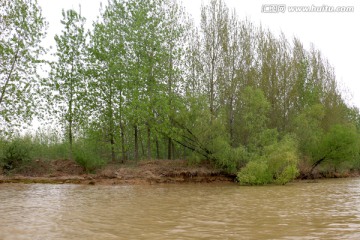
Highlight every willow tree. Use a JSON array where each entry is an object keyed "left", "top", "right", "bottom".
[
  {"left": 0, "top": 0, "right": 46, "bottom": 132},
  {"left": 50, "top": 9, "right": 87, "bottom": 154}
]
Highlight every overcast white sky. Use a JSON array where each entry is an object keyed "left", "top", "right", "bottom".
[{"left": 37, "top": 0, "right": 360, "bottom": 108}]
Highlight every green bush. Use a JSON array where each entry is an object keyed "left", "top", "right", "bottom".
[
  {"left": 274, "top": 164, "right": 299, "bottom": 185},
  {"left": 0, "top": 138, "right": 33, "bottom": 172},
  {"left": 73, "top": 139, "right": 105, "bottom": 173},
  {"left": 237, "top": 160, "right": 273, "bottom": 185},
  {"left": 73, "top": 147, "right": 105, "bottom": 173},
  {"left": 237, "top": 135, "right": 299, "bottom": 185},
  {"left": 211, "top": 137, "right": 248, "bottom": 173},
  {"left": 266, "top": 136, "right": 299, "bottom": 184}
]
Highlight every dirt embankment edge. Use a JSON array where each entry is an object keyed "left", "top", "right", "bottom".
[{"left": 0, "top": 159, "right": 236, "bottom": 185}]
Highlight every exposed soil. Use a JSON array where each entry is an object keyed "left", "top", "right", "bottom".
[
  {"left": 0, "top": 159, "right": 236, "bottom": 185},
  {"left": 1, "top": 159, "right": 358, "bottom": 185}
]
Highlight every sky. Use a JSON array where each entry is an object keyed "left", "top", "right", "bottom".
[{"left": 37, "top": 0, "right": 360, "bottom": 108}]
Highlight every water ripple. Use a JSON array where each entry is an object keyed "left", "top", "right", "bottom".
[{"left": 0, "top": 179, "right": 360, "bottom": 239}]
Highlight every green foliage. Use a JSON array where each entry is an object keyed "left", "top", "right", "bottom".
[
  {"left": 265, "top": 136, "right": 300, "bottom": 184},
  {"left": 0, "top": 0, "right": 47, "bottom": 130},
  {"left": 311, "top": 124, "right": 359, "bottom": 172},
  {"left": 236, "top": 87, "right": 271, "bottom": 148},
  {"left": 2, "top": 0, "right": 359, "bottom": 182},
  {"left": 0, "top": 138, "right": 33, "bottom": 172},
  {"left": 73, "top": 148, "right": 105, "bottom": 173},
  {"left": 49, "top": 8, "right": 88, "bottom": 149},
  {"left": 250, "top": 128, "right": 279, "bottom": 155},
  {"left": 274, "top": 164, "right": 299, "bottom": 185},
  {"left": 237, "top": 136, "right": 299, "bottom": 185},
  {"left": 30, "top": 128, "right": 69, "bottom": 160},
  {"left": 237, "top": 160, "right": 273, "bottom": 185},
  {"left": 73, "top": 139, "right": 105, "bottom": 173},
  {"left": 293, "top": 104, "right": 325, "bottom": 156},
  {"left": 345, "top": 107, "right": 360, "bottom": 131},
  {"left": 322, "top": 125, "right": 358, "bottom": 161},
  {"left": 211, "top": 137, "right": 248, "bottom": 173},
  {"left": 72, "top": 128, "right": 108, "bottom": 172}
]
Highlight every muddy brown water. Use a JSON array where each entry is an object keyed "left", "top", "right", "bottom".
[{"left": 1, "top": 179, "right": 360, "bottom": 239}]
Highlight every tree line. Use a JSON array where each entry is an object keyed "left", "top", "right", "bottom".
[{"left": 1, "top": 0, "right": 360, "bottom": 184}]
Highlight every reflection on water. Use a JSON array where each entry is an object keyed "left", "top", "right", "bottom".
[{"left": 1, "top": 179, "right": 360, "bottom": 239}]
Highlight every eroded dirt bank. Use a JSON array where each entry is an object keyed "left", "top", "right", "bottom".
[
  {"left": 0, "top": 159, "right": 235, "bottom": 185},
  {"left": 2, "top": 159, "right": 359, "bottom": 185}
]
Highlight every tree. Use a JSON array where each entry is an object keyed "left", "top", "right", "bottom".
[
  {"left": 200, "top": 0, "right": 228, "bottom": 119},
  {"left": 50, "top": 9, "right": 87, "bottom": 154},
  {"left": 235, "top": 86, "right": 271, "bottom": 150},
  {"left": 0, "top": 0, "right": 47, "bottom": 131},
  {"left": 123, "top": 0, "right": 185, "bottom": 160},
  {"left": 161, "top": 0, "right": 188, "bottom": 160},
  {"left": 310, "top": 124, "right": 359, "bottom": 173},
  {"left": 88, "top": 0, "right": 127, "bottom": 162},
  {"left": 293, "top": 104, "right": 325, "bottom": 157},
  {"left": 87, "top": 0, "right": 189, "bottom": 162}
]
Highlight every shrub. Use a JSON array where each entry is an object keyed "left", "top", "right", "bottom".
[
  {"left": 0, "top": 138, "right": 33, "bottom": 172},
  {"left": 73, "top": 138, "right": 106, "bottom": 173},
  {"left": 237, "top": 160, "right": 273, "bottom": 185},
  {"left": 237, "top": 135, "right": 300, "bottom": 185},
  {"left": 266, "top": 136, "right": 300, "bottom": 184},
  {"left": 274, "top": 164, "right": 299, "bottom": 185},
  {"left": 73, "top": 148, "right": 105, "bottom": 173},
  {"left": 211, "top": 137, "right": 248, "bottom": 173}
]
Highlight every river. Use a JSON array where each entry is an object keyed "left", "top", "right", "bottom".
[{"left": 1, "top": 178, "right": 360, "bottom": 239}]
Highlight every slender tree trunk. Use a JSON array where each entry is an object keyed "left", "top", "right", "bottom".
[
  {"left": 155, "top": 136, "right": 160, "bottom": 159},
  {"left": 310, "top": 157, "right": 325, "bottom": 174},
  {"left": 68, "top": 58, "right": 75, "bottom": 159},
  {"left": 110, "top": 133, "right": 115, "bottom": 162},
  {"left": 0, "top": 48, "right": 19, "bottom": 105},
  {"left": 210, "top": 58, "right": 215, "bottom": 119},
  {"left": 229, "top": 95, "right": 235, "bottom": 147},
  {"left": 310, "top": 146, "right": 341, "bottom": 174},
  {"left": 119, "top": 90, "right": 126, "bottom": 163},
  {"left": 167, "top": 137, "right": 172, "bottom": 160},
  {"left": 68, "top": 91, "right": 73, "bottom": 158},
  {"left": 107, "top": 81, "right": 115, "bottom": 162},
  {"left": 140, "top": 129, "right": 145, "bottom": 158},
  {"left": 172, "top": 141, "right": 175, "bottom": 160},
  {"left": 183, "top": 145, "right": 186, "bottom": 160},
  {"left": 134, "top": 125, "right": 139, "bottom": 161},
  {"left": 69, "top": 117, "right": 73, "bottom": 157},
  {"left": 147, "top": 125, "right": 151, "bottom": 159},
  {"left": 109, "top": 118, "right": 115, "bottom": 162},
  {"left": 209, "top": 40, "right": 216, "bottom": 121},
  {"left": 167, "top": 44, "right": 173, "bottom": 161},
  {"left": 120, "top": 122, "right": 126, "bottom": 163}
]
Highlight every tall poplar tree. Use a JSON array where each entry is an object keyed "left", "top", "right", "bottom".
[
  {"left": 0, "top": 0, "right": 46, "bottom": 131},
  {"left": 88, "top": 0, "right": 127, "bottom": 162},
  {"left": 50, "top": 9, "right": 87, "bottom": 154}
]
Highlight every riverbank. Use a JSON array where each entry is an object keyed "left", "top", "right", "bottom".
[
  {"left": 1, "top": 159, "right": 359, "bottom": 185},
  {"left": 0, "top": 159, "right": 235, "bottom": 185}
]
